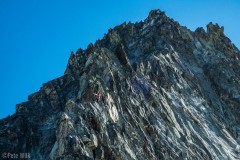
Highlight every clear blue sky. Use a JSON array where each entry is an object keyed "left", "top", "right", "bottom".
[{"left": 0, "top": 0, "right": 239, "bottom": 119}]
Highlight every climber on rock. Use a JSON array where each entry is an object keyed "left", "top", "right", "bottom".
[
  {"left": 96, "top": 91, "right": 101, "bottom": 103},
  {"left": 104, "top": 95, "right": 108, "bottom": 106}
]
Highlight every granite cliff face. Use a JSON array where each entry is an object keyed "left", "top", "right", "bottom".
[{"left": 1, "top": 10, "right": 240, "bottom": 160}]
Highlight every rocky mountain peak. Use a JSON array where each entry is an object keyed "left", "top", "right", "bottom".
[
  {"left": 1, "top": 9, "right": 240, "bottom": 160},
  {"left": 148, "top": 9, "right": 166, "bottom": 19},
  {"left": 207, "top": 22, "right": 224, "bottom": 34}
]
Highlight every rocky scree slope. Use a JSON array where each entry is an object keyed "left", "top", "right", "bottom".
[{"left": 0, "top": 10, "right": 240, "bottom": 160}]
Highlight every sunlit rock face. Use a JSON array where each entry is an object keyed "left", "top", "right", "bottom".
[{"left": 1, "top": 9, "right": 240, "bottom": 160}]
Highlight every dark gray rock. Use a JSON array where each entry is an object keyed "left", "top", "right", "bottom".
[{"left": 0, "top": 9, "right": 240, "bottom": 160}]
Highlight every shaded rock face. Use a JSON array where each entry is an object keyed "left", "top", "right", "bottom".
[{"left": 1, "top": 9, "right": 240, "bottom": 160}]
